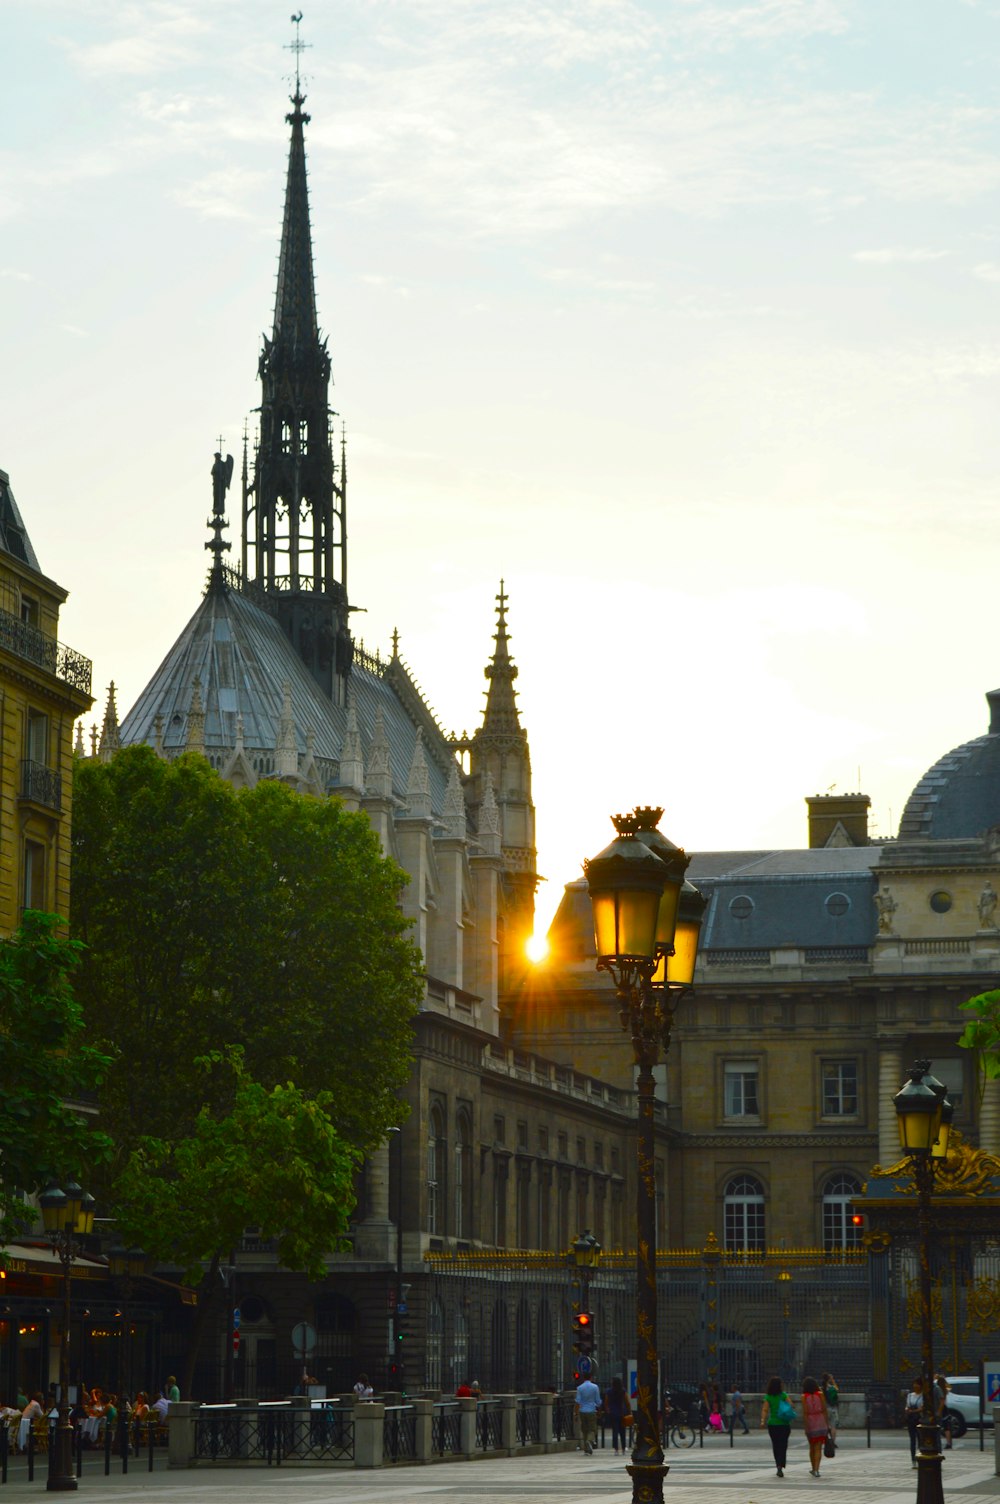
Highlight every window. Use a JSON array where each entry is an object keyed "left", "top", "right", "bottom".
[
  {"left": 454, "top": 1110, "right": 472, "bottom": 1239},
  {"left": 576, "top": 1137, "right": 586, "bottom": 1165},
  {"left": 594, "top": 1142, "right": 604, "bottom": 1170},
  {"left": 20, "top": 595, "right": 38, "bottom": 627},
  {"left": 298, "top": 418, "right": 309, "bottom": 454},
  {"left": 724, "top": 1175, "right": 766, "bottom": 1252},
  {"left": 538, "top": 1126, "right": 549, "bottom": 1155},
  {"left": 427, "top": 1103, "right": 446, "bottom": 1236},
  {"left": 23, "top": 840, "right": 45, "bottom": 912},
  {"left": 494, "top": 1115, "right": 505, "bottom": 1145},
  {"left": 822, "top": 1173, "right": 862, "bottom": 1251},
  {"left": 26, "top": 709, "right": 48, "bottom": 765},
  {"left": 724, "top": 1061, "right": 760, "bottom": 1118},
  {"left": 822, "top": 1061, "right": 858, "bottom": 1117},
  {"left": 493, "top": 1159, "right": 508, "bottom": 1247},
  {"left": 557, "top": 1132, "right": 568, "bottom": 1161},
  {"left": 517, "top": 1120, "right": 528, "bottom": 1151}
]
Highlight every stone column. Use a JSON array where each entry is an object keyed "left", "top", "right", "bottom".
[
  {"left": 412, "top": 1398, "right": 433, "bottom": 1462},
  {"left": 166, "top": 1401, "right": 199, "bottom": 1469},
  {"left": 501, "top": 1394, "right": 517, "bottom": 1454},
  {"left": 979, "top": 1076, "right": 1000, "bottom": 1155},
  {"left": 459, "top": 1395, "right": 477, "bottom": 1457},
  {"left": 353, "top": 1402, "right": 385, "bottom": 1468},
  {"left": 352, "top": 1140, "right": 395, "bottom": 1261},
  {"left": 877, "top": 1042, "right": 904, "bottom": 1164},
  {"left": 537, "top": 1391, "right": 554, "bottom": 1449}
]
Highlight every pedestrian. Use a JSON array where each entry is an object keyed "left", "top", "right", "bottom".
[
  {"left": 905, "top": 1375, "right": 923, "bottom": 1468},
  {"left": 935, "top": 1374, "right": 953, "bottom": 1448},
  {"left": 801, "top": 1375, "right": 830, "bottom": 1477},
  {"left": 698, "top": 1384, "right": 710, "bottom": 1430},
  {"left": 455, "top": 1380, "right": 473, "bottom": 1398},
  {"left": 729, "top": 1385, "right": 750, "bottom": 1436},
  {"left": 166, "top": 1375, "right": 180, "bottom": 1403},
  {"left": 821, "top": 1371, "right": 839, "bottom": 1444},
  {"left": 575, "top": 1371, "right": 602, "bottom": 1455},
  {"left": 603, "top": 1375, "right": 631, "bottom": 1456},
  {"left": 352, "top": 1373, "right": 374, "bottom": 1401},
  {"left": 760, "top": 1374, "right": 794, "bottom": 1478}
]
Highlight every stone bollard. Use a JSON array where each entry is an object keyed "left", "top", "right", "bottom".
[
  {"left": 167, "top": 1402, "right": 199, "bottom": 1469},
  {"left": 459, "top": 1396, "right": 477, "bottom": 1457},
  {"left": 286, "top": 1397, "right": 309, "bottom": 1457},
  {"left": 994, "top": 1407, "right": 1000, "bottom": 1473},
  {"left": 537, "top": 1392, "right": 555, "bottom": 1450},
  {"left": 353, "top": 1401, "right": 385, "bottom": 1468},
  {"left": 501, "top": 1394, "right": 517, "bottom": 1455},
  {"left": 413, "top": 1398, "right": 433, "bottom": 1462}
]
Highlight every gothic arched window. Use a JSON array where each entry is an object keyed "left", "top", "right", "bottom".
[
  {"left": 724, "top": 1174, "right": 766, "bottom": 1252},
  {"left": 454, "top": 1109, "right": 472, "bottom": 1239},
  {"left": 428, "top": 1103, "right": 446, "bottom": 1236}
]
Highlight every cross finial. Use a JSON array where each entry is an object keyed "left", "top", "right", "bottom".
[
  {"left": 391, "top": 627, "right": 400, "bottom": 658},
  {"left": 285, "top": 11, "right": 311, "bottom": 102},
  {"left": 496, "top": 578, "right": 508, "bottom": 624}
]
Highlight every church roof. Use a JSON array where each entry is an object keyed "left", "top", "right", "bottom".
[
  {"left": 120, "top": 579, "right": 454, "bottom": 811},
  {"left": 0, "top": 469, "right": 40, "bottom": 572},
  {"left": 898, "top": 689, "right": 1000, "bottom": 841}
]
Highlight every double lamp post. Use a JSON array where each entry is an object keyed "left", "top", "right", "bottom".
[
  {"left": 893, "top": 1059, "right": 954, "bottom": 1504},
  {"left": 38, "top": 1180, "right": 95, "bottom": 1493},
  {"left": 584, "top": 806, "right": 706, "bottom": 1504}
]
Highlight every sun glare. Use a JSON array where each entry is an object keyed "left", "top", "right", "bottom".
[{"left": 525, "top": 933, "right": 549, "bottom": 964}]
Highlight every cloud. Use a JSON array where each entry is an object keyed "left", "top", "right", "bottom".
[
  {"left": 973, "top": 261, "right": 1000, "bottom": 281},
  {"left": 58, "top": 4, "right": 210, "bottom": 78},
  {"left": 171, "top": 167, "right": 269, "bottom": 221},
  {"left": 852, "top": 248, "right": 951, "bottom": 264},
  {"left": 60, "top": 324, "right": 89, "bottom": 338},
  {"left": 0, "top": 267, "right": 32, "bottom": 282}
]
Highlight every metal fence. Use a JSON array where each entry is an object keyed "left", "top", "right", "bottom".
[{"left": 194, "top": 1403, "right": 354, "bottom": 1464}]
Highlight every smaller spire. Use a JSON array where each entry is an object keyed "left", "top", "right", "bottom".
[
  {"left": 478, "top": 770, "right": 502, "bottom": 856},
  {"left": 391, "top": 627, "right": 400, "bottom": 660},
  {"left": 365, "top": 706, "right": 392, "bottom": 798},
  {"left": 405, "top": 727, "right": 432, "bottom": 818},
  {"left": 276, "top": 681, "right": 299, "bottom": 776},
  {"left": 481, "top": 578, "right": 522, "bottom": 739},
  {"left": 185, "top": 677, "right": 206, "bottom": 755},
  {"left": 206, "top": 448, "right": 234, "bottom": 585},
  {"left": 89, "top": 724, "right": 98, "bottom": 758},
  {"left": 73, "top": 721, "right": 85, "bottom": 757},
  {"left": 442, "top": 761, "right": 466, "bottom": 840},
  {"left": 339, "top": 697, "right": 365, "bottom": 791},
  {"left": 98, "top": 684, "right": 121, "bottom": 763}
]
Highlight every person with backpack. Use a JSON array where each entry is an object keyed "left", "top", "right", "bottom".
[
  {"left": 760, "top": 1375, "right": 795, "bottom": 1477},
  {"left": 905, "top": 1376, "right": 923, "bottom": 1468}
]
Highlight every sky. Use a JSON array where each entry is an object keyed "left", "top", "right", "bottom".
[{"left": 3, "top": 1, "right": 1000, "bottom": 937}]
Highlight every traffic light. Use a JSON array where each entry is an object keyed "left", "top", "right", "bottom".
[
  {"left": 572, "top": 1310, "right": 595, "bottom": 1357},
  {"left": 850, "top": 1211, "right": 866, "bottom": 1237}
]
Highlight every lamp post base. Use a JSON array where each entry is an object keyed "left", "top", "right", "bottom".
[
  {"left": 915, "top": 1447, "right": 944, "bottom": 1504},
  {"left": 47, "top": 1420, "right": 77, "bottom": 1492},
  {"left": 46, "top": 1478, "right": 78, "bottom": 1493},
  {"left": 627, "top": 1459, "right": 668, "bottom": 1503}
]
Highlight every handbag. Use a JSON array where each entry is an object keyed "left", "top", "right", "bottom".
[
  {"left": 623, "top": 1413, "right": 634, "bottom": 1428},
  {"left": 777, "top": 1398, "right": 795, "bottom": 1424},
  {"left": 823, "top": 1436, "right": 836, "bottom": 1458}
]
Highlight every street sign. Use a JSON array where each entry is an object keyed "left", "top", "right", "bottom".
[
  {"left": 233, "top": 1307, "right": 241, "bottom": 1329},
  {"left": 397, "top": 1302, "right": 408, "bottom": 1315},
  {"left": 232, "top": 1331, "right": 240, "bottom": 1354},
  {"left": 291, "top": 1320, "right": 317, "bottom": 1357},
  {"left": 578, "top": 1356, "right": 592, "bottom": 1376}
]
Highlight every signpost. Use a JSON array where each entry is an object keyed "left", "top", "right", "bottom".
[{"left": 291, "top": 1320, "right": 317, "bottom": 1359}]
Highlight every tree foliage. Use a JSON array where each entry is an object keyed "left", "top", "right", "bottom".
[
  {"left": 72, "top": 746, "right": 422, "bottom": 1173},
  {"left": 112, "top": 1049, "right": 358, "bottom": 1282},
  {"left": 958, "top": 989, "right": 1000, "bottom": 1091},
  {"left": 0, "top": 911, "right": 111, "bottom": 1242}
]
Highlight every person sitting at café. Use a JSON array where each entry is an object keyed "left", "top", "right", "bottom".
[{"left": 18, "top": 1393, "right": 44, "bottom": 1452}]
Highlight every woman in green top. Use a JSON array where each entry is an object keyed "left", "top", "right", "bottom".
[
  {"left": 821, "top": 1372, "right": 839, "bottom": 1443},
  {"left": 760, "top": 1376, "right": 794, "bottom": 1477}
]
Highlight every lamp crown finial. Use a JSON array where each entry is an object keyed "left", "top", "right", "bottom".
[
  {"left": 611, "top": 812, "right": 640, "bottom": 836},
  {"left": 632, "top": 805, "right": 665, "bottom": 831}
]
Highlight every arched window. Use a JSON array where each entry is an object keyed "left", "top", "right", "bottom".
[
  {"left": 724, "top": 1175, "right": 766, "bottom": 1252},
  {"left": 822, "top": 1172, "right": 862, "bottom": 1251},
  {"left": 515, "top": 1298, "right": 532, "bottom": 1391},
  {"left": 426, "top": 1297, "right": 444, "bottom": 1389},
  {"left": 428, "top": 1103, "right": 446, "bottom": 1236},
  {"left": 454, "top": 1110, "right": 472, "bottom": 1239}
]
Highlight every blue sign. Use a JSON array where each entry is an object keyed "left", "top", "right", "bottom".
[
  {"left": 986, "top": 1370, "right": 1000, "bottom": 1405},
  {"left": 233, "top": 1308, "right": 241, "bottom": 1329},
  {"left": 578, "top": 1356, "right": 592, "bottom": 1376},
  {"left": 397, "top": 1303, "right": 408, "bottom": 1315}
]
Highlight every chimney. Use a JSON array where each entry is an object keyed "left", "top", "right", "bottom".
[{"left": 806, "top": 793, "right": 871, "bottom": 849}]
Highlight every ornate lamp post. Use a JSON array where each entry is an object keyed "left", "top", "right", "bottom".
[
  {"left": 893, "top": 1060, "right": 953, "bottom": 1504},
  {"left": 776, "top": 1270, "right": 792, "bottom": 1383},
  {"left": 39, "top": 1180, "right": 95, "bottom": 1493},
  {"left": 585, "top": 807, "right": 705, "bottom": 1504}
]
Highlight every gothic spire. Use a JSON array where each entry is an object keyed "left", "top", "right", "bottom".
[
  {"left": 273, "top": 67, "right": 317, "bottom": 346},
  {"left": 481, "top": 578, "right": 522, "bottom": 739}
]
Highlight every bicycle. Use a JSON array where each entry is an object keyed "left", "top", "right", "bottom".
[{"left": 669, "top": 1415, "right": 697, "bottom": 1448}]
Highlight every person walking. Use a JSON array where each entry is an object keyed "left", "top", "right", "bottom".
[
  {"left": 729, "top": 1385, "right": 750, "bottom": 1435},
  {"left": 821, "top": 1372, "right": 839, "bottom": 1445},
  {"left": 935, "top": 1374, "right": 953, "bottom": 1448},
  {"left": 760, "top": 1375, "right": 794, "bottom": 1477},
  {"left": 575, "top": 1372, "right": 602, "bottom": 1455},
  {"left": 603, "top": 1376, "right": 631, "bottom": 1456},
  {"left": 801, "top": 1376, "right": 830, "bottom": 1477},
  {"left": 905, "top": 1376, "right": 923, "bottom": 1468}
]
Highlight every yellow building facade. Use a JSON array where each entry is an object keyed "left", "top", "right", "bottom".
[{"left": 0, "top": 468, "right": 92, "bottom": 933}]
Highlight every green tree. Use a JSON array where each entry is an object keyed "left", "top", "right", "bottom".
[
  {"left": 958, "top": 988, "right": 1000, "bottom": 1090},
  {"left": 72, "top": 746, "right": 422, "bottom": 1160},
  {"left": 0, "top": 911, "right": 111, "bottom": 1242}
]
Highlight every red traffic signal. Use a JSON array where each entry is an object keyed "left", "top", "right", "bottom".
[{"left": 572, "top": 1311, "right": 595, "bottom": 1355}]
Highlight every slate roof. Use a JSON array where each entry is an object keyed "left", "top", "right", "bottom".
[
  {"left": 898, "top": 691, "right": 1000, "bottom": 842},
  {"left": 120, "top": 579, "right": 455, "bottom": 812},
  {"left": 0, "top": 470, "right": 40, "bottom": 572}
]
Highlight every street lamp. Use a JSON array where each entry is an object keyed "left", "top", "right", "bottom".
[
  {"left": 893, "top": 1059, "right": 953, "bottom": 1504},
  {"left": 776, "top": 1271, "right": 792, "bottom": 1383},
  {"left": 585, "top": 807, "right": 705, "bottom": 1504},
  {"left": 39, "top": 1180, "right": 95, "bottom": 1493}
]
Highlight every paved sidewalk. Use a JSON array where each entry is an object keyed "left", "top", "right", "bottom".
[{"left": 1, "top": 1432, "right": 998, "bottom": 1503}]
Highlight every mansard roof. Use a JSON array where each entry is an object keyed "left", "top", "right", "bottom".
[
  {"left": 0, "top": 469, "right": 40, "bottom": 572},
  {"left": 119, "top": 578, "right": 455, "bottom": 812}
]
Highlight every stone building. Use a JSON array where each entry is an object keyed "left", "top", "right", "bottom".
[{"left": 0, "top": 466, "right": 92, "bottom": 933}]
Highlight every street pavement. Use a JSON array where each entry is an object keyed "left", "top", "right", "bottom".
[{"left": 2, "top": 1431, "right": 999, "bottom": 1503}]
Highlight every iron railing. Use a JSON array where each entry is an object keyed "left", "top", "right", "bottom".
[
  {"left": 515, "top": 1395, "right": 540, "bottom": 1446},
  {"left": 0, "top": 608, "right": 91, "bottom": 695},
  {"left": 476, "top": 1399, "right": 503, "bottom": 1451},
  {"left": 383, "top": 1405, "right": 415, "bottom": 1463},
  {"left": 20, "top": 759, "right": 61, "bottom": 811},
  {"left": 193, "top": 1403, "right": 353, "bottom": 1464},
  {"left": 431, "top": 1401, "right": 462, "bottom": 1455}
]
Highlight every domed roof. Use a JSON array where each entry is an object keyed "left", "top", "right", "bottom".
[{"left": 898, "top": 690, "right": 1000, "bottom": 841}]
